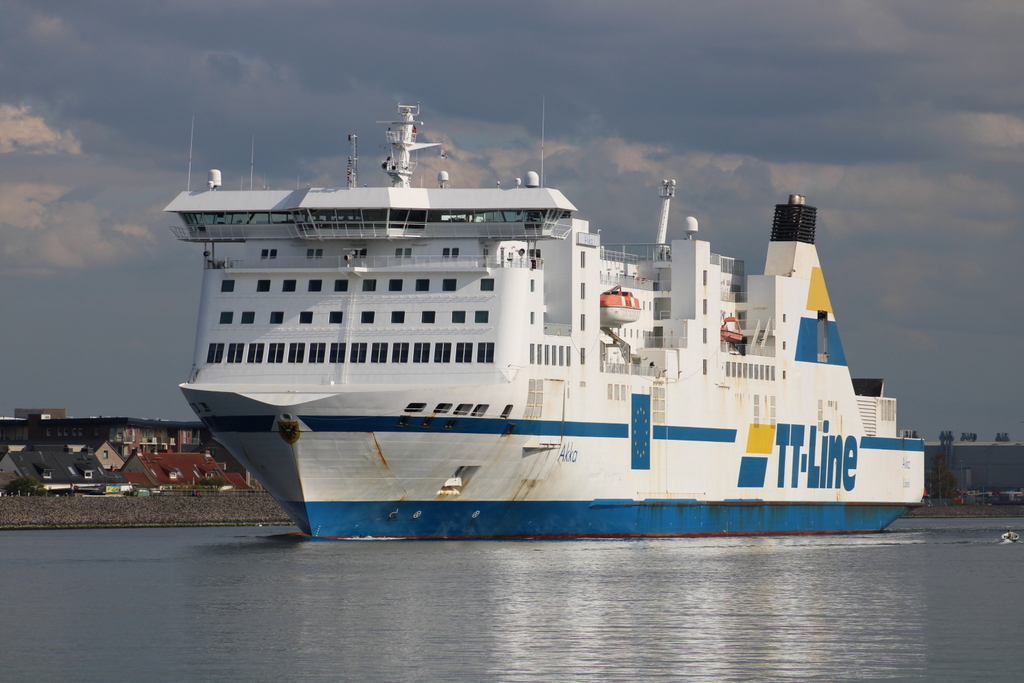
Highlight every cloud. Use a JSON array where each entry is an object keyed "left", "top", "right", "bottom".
[
  {"left": 0, "top": 182, "right": 155, "bottom": 272},
  {"left": 958, "top": 112, "right": 1024, "bottom": 149},
  {"left": 0, "top": 104, "right": 81, "bottom": 155}
]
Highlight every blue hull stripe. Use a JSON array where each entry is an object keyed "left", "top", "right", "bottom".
[
  {"left": 287, "top": 499, "right": 909, "bottom": 539},
  {"left": 655, "top": 426, "right": 737, "bottom": 442},
  {"left": 299, "top": 415, "right": 628, "bottom": 438},
  {"left": 209, "top": 414, "right": 738, "bottom": 445},
  {"left": 860, "top": 436, "right": 925, "bottom": 451}
]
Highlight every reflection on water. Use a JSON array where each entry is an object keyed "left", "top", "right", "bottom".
[{"left": 1, "top": 519, "right": 1022, "bottom": 682}]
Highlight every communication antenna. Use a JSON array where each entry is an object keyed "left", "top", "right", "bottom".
[
  {"left": 347, "top": 134, "right": 358, "bottom": 188},
  {"left": 250, "top": 135, "right": 255, "bottom": 191},
  {"left": 187, "top": 116, "right": 195, "bottom": 191},
  {"left": 540, "top": 96, "right": 545, "bottom": 187}
]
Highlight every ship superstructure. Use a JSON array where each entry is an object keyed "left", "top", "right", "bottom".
[{"left": 167, "top": 105, "right": 923, "bottom": 538}]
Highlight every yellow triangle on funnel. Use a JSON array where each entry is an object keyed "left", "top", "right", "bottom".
[{"left": 806, "top": 267, "right": 833, "bottom": 314}]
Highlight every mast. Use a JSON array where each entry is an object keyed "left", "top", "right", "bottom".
[{"left": 377, "top": 104, "right": 441, "bottom": 188}]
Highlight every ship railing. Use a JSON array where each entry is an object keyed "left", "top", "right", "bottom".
[
  {"left": 598, "top": 273, "right": 660, "bottom": 291},
  {"left": 603, "top": 244, "right": 674, "bottom": 262},
  {"left": 712, "top": 255, "right": 745, "bottom": 275},
  {"left": 207, "top": 255, "right": 546, "bottom": 271},
  {"left": 543, "top": 323, "right": 573, "bottom": 337},
  {"left": 291, "top": 219, "right": 572, "bottom": 241},
  {"left": 642, "top": 336, "right": 688, "bottom": 350},
  {"left": 746, "top": 344, "right": 776, "bottom": 358},
  {"left": 173, "top": 219, "right": 573, "bottom": 242},
  {"left": 170, "top": 224, "right": 295, "bottom": 242},
  {"left": 721, "top": 289, "right": 748, "bottom": 303},
  {"left": 600, "top": 361, "right": 659, "bottom": 377},
  {"left": 721, "top": 341, "right": 776, "bottom": 358},
  {"left": 600, "top": 247, "right": 639, "bottom": 265}
]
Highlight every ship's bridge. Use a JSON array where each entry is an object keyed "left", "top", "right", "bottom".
[{"left": 166, "top": 187, "right": 576, "bottom": 242}]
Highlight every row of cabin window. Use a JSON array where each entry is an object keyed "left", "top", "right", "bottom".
[
  {"left": 206, "top": 341, "right": 495, "bottom": 365},
  {"left": 218, "top": 310, "right": 490, "bottom": 325},
  {"left": 725, "top": 362, "right": 776, "bottom": 381},
  {"left": 403, "top": 402, "right": 514, "bottom": 420},
  {"left": 220, "top": 278, "right": 495, "bottom": 293},
  {"left": 529, "top": 343, "right": 574, "bottom": 367}
]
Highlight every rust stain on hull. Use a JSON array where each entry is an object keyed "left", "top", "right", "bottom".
[{"left": 371, "top": 432, "right": 408, "bottom": 500}]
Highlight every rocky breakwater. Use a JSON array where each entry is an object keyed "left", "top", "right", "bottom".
[{"left": 0, "top": 494, "right": 292, "bottom": 529}]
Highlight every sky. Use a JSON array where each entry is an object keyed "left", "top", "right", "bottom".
[{"left": 1, "top": 1, "right": 1022, "bottom": 441}]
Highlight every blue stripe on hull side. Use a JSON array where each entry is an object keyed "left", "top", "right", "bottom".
[
  {"left": 860, "top": 436, "right": 925, "bottom": 451},
  {"left": 298, "top": 415, "right": 629, "bottom": 438},
  {"left": 205, "top": 415, "right": 751, "bottom": 446},
  {"left": 291, "top": 500, "right": 908, "bottom": 539}
]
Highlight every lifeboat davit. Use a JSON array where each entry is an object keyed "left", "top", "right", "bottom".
[
  {"left": 600, "top": 286, "right": 642, "bottom": 326},
  {"left": 721, "top": 317, "right": 744, "bottom": 344}
]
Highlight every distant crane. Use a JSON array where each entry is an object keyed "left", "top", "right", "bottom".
[
  {"left": 655, "top": 179, "right": 676, "bottom": 244},
  {"left": 347, "top": 134, "right": 358, "bottom": 188}
]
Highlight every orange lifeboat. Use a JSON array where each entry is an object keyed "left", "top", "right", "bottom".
[
  {"left": 600, "top": 286, "right": 642, "bottom": 326},
  {"left": 721, "top": 317, "right": 744, "bottom": 344}
]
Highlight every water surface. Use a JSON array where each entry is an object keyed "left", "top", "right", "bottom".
[{"left": 2, "top": 518, "right": 1020, "bottom": 681}]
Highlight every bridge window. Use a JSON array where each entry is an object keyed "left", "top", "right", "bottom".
[
  {"left": 206, "top": 343, "right": 224, "bottom": 364},
  {"left": 247, "top": 343, "right": 264, "bottom": 363},
  {"left": 455, "top": 342, "right": 473, "bottom": 363},
  {"left": 221, "top": 280, "right": 235, "bottom": 292},
  {"left": 434, "top": 342, "right": 452, "bottom": 363}
]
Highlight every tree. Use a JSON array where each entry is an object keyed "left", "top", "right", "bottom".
[
  {"left": 3, "top": 475, "right": 48, "bottom": 496},
  {"left": 927, "top": 452, "right": 958, "bottom": 500}
]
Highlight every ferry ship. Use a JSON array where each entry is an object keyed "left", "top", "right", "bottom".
[{"left": 167, "top": 105, "right": 923, "bottom": 538}]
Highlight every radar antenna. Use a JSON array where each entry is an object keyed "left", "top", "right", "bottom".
[{"left": 377, "top": 104, "right": 441, "bottom": 188}]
